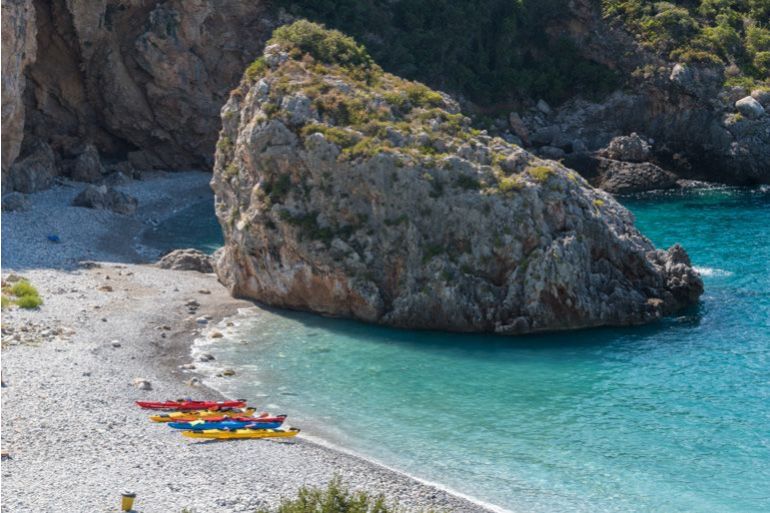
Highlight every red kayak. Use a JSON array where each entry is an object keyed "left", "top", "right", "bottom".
[{"left": 135, "top": 399, "right": 247, "bottom": 411}]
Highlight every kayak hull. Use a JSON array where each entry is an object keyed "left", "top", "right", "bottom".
[
  {"left": 168, "top": 420, "right": 283, "bottom": 430},
  {"left": 136, "top": 400, "right": 246, "bottom": 411},
  {"left": 149, "top": 408, "right": 260, "bottom": 423},
  {"left": 182, "top": 428, "right": 300, "bottom": 440}
]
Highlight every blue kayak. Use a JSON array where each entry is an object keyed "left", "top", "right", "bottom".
[{"left": 167, "top": 420, "right": 283, "bottom": 430}]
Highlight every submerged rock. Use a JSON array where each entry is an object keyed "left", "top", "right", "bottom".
[{"left": 212, "top": 21, "right": 703, "bottom": 335}]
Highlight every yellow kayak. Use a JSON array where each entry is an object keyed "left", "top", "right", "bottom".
[
  {"left": 150, "top": 407, "right": 259, "bottom": 423},
  {"left": 182, "top": 427, "right": 301, "bottom": 440}
]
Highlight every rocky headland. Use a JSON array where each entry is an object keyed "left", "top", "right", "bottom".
[{"left": 212, "top": 22, "right": 703, "bottom": 334}]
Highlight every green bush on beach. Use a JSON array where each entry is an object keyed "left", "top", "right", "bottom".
[
  {"left": 15, "top": 294, "right": 43, "bottom": 309},
  {"left": 2, "top": 279, "right": 43, "bottom": 310},
  {"left": 255, "top": 477, "right": 404, "bottom": 513},
  {"left": 11, "top": 280, "right": 39, "bottom": 298}
]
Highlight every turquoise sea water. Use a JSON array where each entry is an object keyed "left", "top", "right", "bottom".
[{"left": 196, "top": 187, "right": 769, "bottom": 513}]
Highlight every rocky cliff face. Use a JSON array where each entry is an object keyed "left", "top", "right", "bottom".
[
  {"left": 519, "top": 67, "right": 770, "bottom": 187},
  {"left": 2, "top": 0, "right": 37, "bottom": 174},
  {"left": 212, "top": 22, "right": 703, "bottom": 334},
  {"left": 487, "top": 0, "right": 770, "bottom": 187},
  {"left": 3, "top": 1, "right": 767, "bottom": 195},
  {"left": 2, "top": 0, "right": 275, "bottom": 189}
]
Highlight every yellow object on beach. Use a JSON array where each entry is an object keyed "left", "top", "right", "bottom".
[
  {"left": 149, "top": 407, "right": 258, "bottom": 422},
  {"left": 182, "top": 427, "right": 301, "bottom": 440},
  {"left": 121, "top": 491, "right": 136, "bottom": 511}
]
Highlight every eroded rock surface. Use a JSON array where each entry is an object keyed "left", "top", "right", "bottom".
[{"left": 212, "top": 22, "right": 703, "bottom": 334}]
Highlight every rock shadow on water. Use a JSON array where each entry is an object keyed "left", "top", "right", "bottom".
[{"left": 249, "top": 300, "right": 706, "bottom": 360}]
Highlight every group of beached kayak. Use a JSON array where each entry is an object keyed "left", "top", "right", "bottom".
[{"left": 136, "top": 399, "right": 300, "bottom": 440}]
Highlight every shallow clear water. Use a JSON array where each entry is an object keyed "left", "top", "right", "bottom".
[
  {"left": 198, "top": 187, "right": 770, "bottom": 513},
  {"left": 141, "top": 200, "right": 223, "bottom": 254}
]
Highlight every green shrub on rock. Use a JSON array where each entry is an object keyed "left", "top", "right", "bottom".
[
  {"left": 527, "top": 166, "right": 555, "bottom": 182},
  {"left": 269, "top": 20, "right": 374, "bottom": 70},
  {"left": 245, "top": 57, "right": 268, "bottom": 81},
  {"left": 498, "top": 174, "right": 525, "bottom": 193}
]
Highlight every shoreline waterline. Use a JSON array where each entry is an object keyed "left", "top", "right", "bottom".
[{"left": 192, "top": 309, "right": 517, "bottom": 513}]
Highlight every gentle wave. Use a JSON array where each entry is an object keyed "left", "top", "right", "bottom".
[{"left": 694, "top": 266, "right": 734, "bottom": 277}]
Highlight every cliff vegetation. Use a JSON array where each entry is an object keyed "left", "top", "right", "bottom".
[{"left": 604, "top": 0, "right": 770, "bottom": 88}]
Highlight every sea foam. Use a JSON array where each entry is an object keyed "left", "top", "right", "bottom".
[{"left": 694, "top": 266, "right": 733, "bottom": 277}]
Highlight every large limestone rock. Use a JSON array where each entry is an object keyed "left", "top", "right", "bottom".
[{"left": 212, "top": 22, "right": 702, "bottom": 335}]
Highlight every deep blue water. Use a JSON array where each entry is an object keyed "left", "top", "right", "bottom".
[{"left": 194, "top": 187, "right": 770, "bottom": 513}]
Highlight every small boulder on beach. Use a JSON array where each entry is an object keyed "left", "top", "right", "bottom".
[
  {"left": 72, "top": 185, "right": 138, "bottom": 215},
  {"left": 157, "top": 249, "right": 214, "bottom": 273},
  {"left": 132, "top": 378, "right": 152, "bottom": 390}
]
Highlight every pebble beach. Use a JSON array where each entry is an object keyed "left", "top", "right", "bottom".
[{"left": 0, "top": 173, "right": 494, "bottom": 513}]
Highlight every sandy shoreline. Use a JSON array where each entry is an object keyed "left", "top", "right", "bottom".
[{"left": 1, "top": 173, "right": 497, "bottom": 513}]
